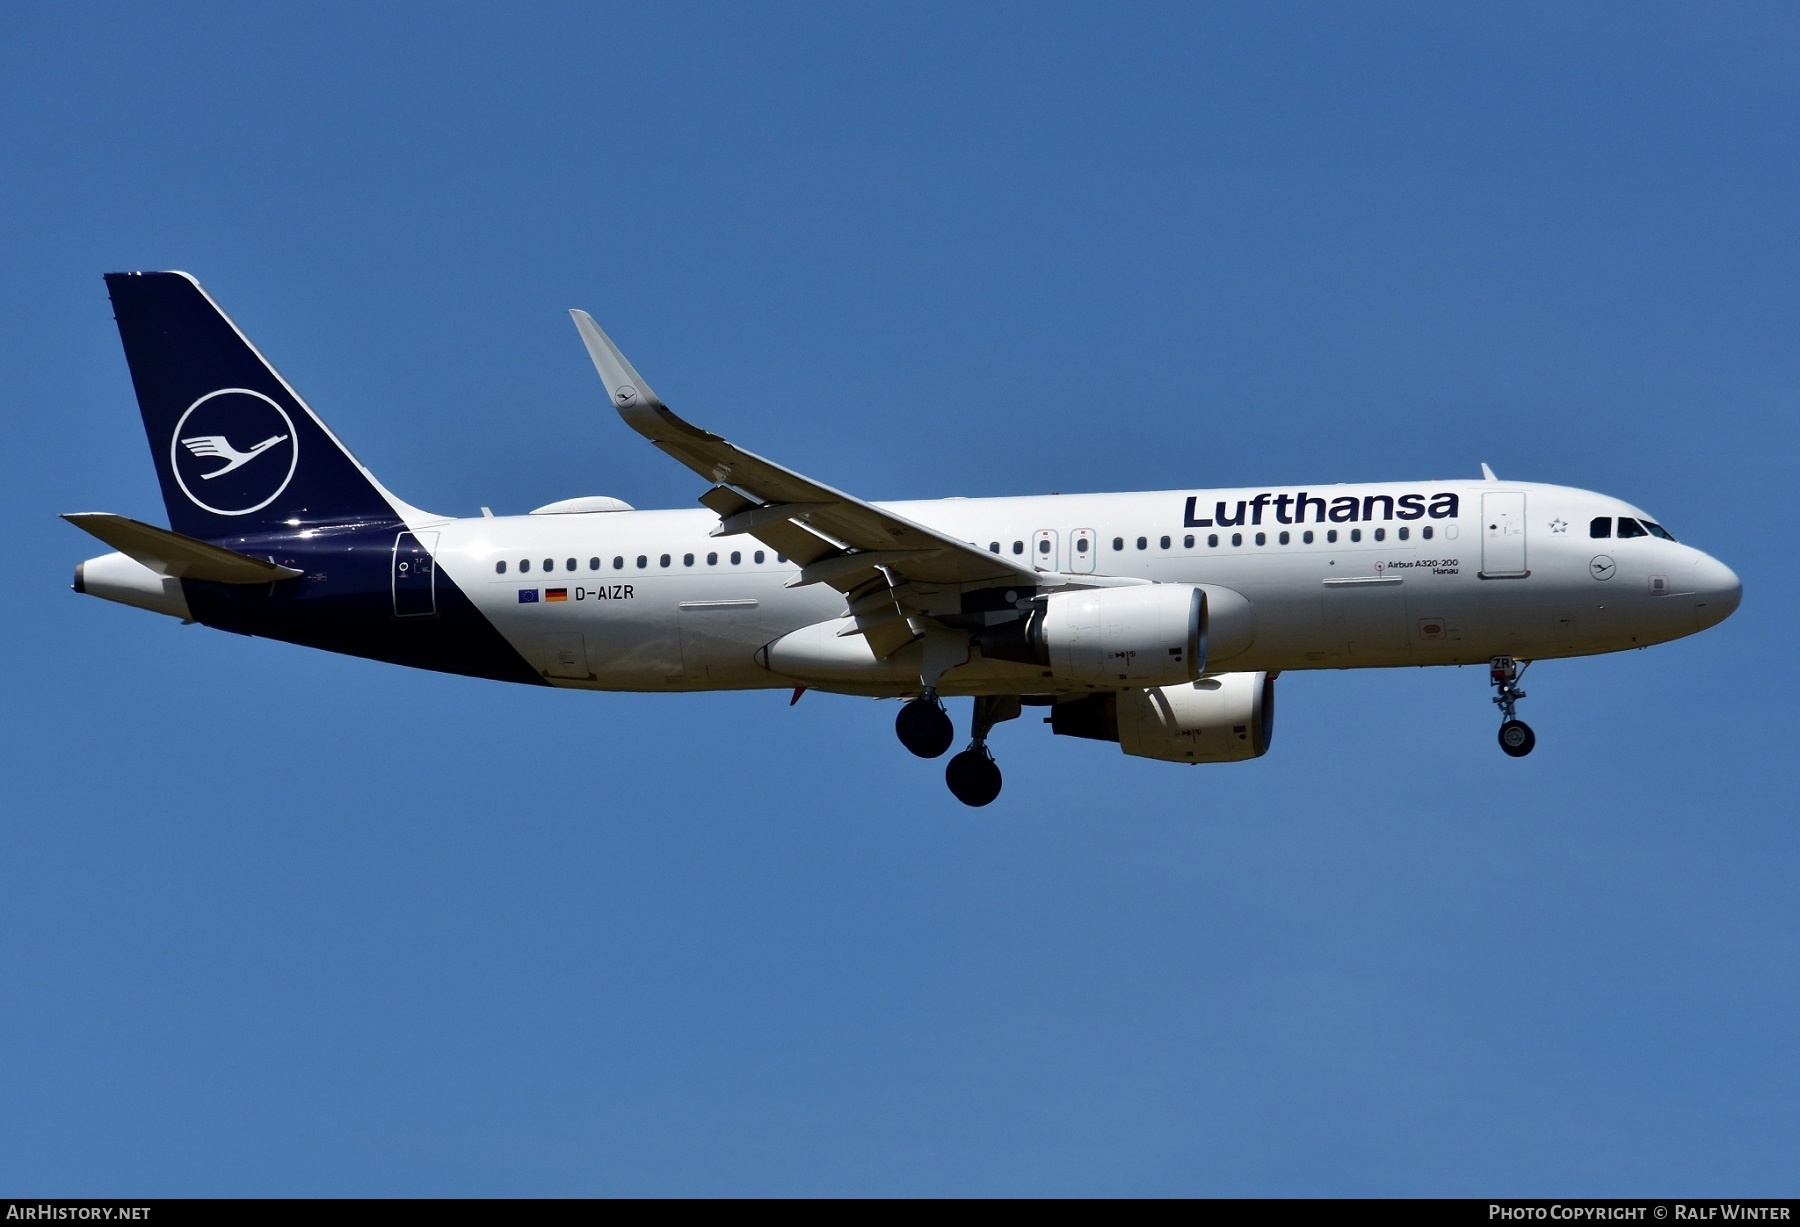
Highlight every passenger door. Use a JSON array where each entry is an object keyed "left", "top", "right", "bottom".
[
  {"left": 392, "top": 531, "right": 438, "bottom": 618},
  {"left": 1480, "top": 492, "right": 1528, "bottom": 578}
]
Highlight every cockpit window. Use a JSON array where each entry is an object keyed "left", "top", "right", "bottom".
[
  {"left": 1642, "top": 520, "right": 1676, "bottom": 541},
  {"left": 1590, "top": 516, "right": 1612, "bottom": 538},
  {"left": 1616, "top": 518, "right": 1648, "bottom": 539}
]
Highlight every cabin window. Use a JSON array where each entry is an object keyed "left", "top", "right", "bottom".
[
  {"left": 1327, "top": 530, "right": 1338, "bottom": 544},
  {"left": 1397, "top": 527, "right": 1409, "bottom": 541},
  {"left": 1591, "top": 517, "right": 1612, "bottom": 538},
  {"left": 1112, "top": 537, "right": 1124, "bottom": 551},
  {"left": 588, "top": 557, "right": 600, "bottom": 570},
  {"left": 731, "top": 551, "right": 741, "bottom": 564},
  {"left": 1350, "top": 529, "right": 1361, "bottom": 543},
  {"left": 495, "top": 560, "right": 507, "bottom": 574},
  {"left": 566, "top": 558, "right": 577, "bottom": 571},
  {"left": 1076, "top": 537, "right": 1089, "bottom": 554},
  {"left": 519, "top": 559, "right": 531, "bottom": 572},
  {"left": 683, "top": 553, "right": 695, "bottom": 566},
  {"left": 1303, "top": 530, "right": 1314, "bottom": 544},
  {"left": 1013, "top": 541, "right": 1025, "bottom": 555},
  {"left": 1159, "top": 535, "right": 1170, "bottom": 549},
  {"left": 1373, "top": 528, "right": 1385, "bottom": 542},
  {"left": 1255, "top": 531, "right": 1266, "bottom": 546},
  {"left": 989, "top": 542, "right": 1000, "bottom": 553},
  {"left": 636, "top": 555, "right": 647, "bottom": 568},
  {"left": 1617, "top": 518, "right": 1648, "bottom": 539},
  {"left": 1039, "top": 538, "right": 1051, "bottom": 555},
  {"left": 777, "top": 554, "right": 787, "bottom": 563},
  {"left": 543, "top": 559, "right": 553, "bottom": 572},
  {"left": 1208, "top": 534, "right": 1219, "bottom": 547},
  {"left": 1421, "top": 526, "right": 1433, "bottom": 540},
  {"left": 1136, "top": 536, "right": 1147, "bottom": 550},
  {"left": 659, "top": 554, "right": 670, "bottom": 567},
  {"left": 755, "top": 550, "right": 766, "bottom": 564},
  {"left": 1183, "top": 534, "right": 1194, "bottom": 548},
  {"left": 1231, "top": 533, "right": 1243, "bottom": 547},
  {"left": 1279, "top": 530, "right": 1290, "bottom": 545},
  {"left": 706, "top": 552, "right": 717, "bottom": 565},
  {"left": 613, "top": 556, "right": 624, "bottom": 569}
]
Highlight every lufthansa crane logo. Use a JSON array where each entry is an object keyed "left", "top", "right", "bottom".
[{"left": 170, "top": 389, "right": 299, "bottom": 516}]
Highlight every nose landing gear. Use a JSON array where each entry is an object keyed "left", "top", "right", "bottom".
[
  {"left": 1490, "top": 656, "right": 1535, "bottom": 757},
  {"left": 943, "top": 695, "right": 1021, "bottom": 807}
]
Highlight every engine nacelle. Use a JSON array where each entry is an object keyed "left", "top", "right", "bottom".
[
  {"left": 980, "top": 584, "right": 1204, "bottom": 687},
  {"left": 1120, "top": 672, "right": 1274, "bottom": 762},
  {"left": 1050, "top": 671, "right": 1275, "bottom": 763}
]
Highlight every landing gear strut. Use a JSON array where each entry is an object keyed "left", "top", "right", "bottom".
[
  {"left": 1490, "top": 656, "right": 1536, "bottom": 758},
  {"left": 944, "top": 695, "right": 1020, "bottom": 807}
]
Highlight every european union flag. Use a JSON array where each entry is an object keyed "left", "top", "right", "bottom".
[{"left": 518, "top": 589, "right": 539, "bottom": 604}]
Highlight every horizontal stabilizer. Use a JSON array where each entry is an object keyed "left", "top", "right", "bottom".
[{"left": 62, "top": 513, "right": 302, "bottom": 583}]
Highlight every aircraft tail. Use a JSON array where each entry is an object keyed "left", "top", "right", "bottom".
[{"left": 104, "top": 271, "right": 413, "bottom": 539}]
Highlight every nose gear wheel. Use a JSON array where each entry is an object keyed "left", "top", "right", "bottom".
[{"left": 1498, "top": 719, "right": 1535, "bottom": 757}]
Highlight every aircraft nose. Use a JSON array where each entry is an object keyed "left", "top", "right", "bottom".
[{"left": 1693, "top": 554, "right": 1742, "bottom": 630}]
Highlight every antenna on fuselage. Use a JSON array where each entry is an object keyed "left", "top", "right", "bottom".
[{"left": 1480, "top": 463, "right": 1498, "bottom": 481}]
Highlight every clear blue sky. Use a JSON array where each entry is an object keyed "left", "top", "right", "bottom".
[{"left": 3, "top": 1, "right": 1795, "bottom": 1196}]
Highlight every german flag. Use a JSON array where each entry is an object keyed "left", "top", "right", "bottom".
[{"left": 546, "top": 588, "right": 569, "bottom": 602}]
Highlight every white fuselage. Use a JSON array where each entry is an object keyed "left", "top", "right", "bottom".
[{"left": 427, "top": 479, "right": 1738, "bottom": 695}]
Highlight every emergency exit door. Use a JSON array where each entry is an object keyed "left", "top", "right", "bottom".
[
  {"left": 1069, "top": 528, "right": 1096, "bottom": 574},
  {"left": 1480, "top": 492, "right": 1528, "bottom": 578}
]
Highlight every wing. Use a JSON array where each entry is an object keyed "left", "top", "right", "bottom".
[{"left": 568, "top": 311, "right": 1039, "bottom": 597}]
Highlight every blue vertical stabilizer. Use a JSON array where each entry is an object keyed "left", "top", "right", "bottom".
[{"left": 105, "top": 271, "right": 405, "bottom": 539}]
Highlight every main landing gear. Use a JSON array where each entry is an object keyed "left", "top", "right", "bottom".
[
  {"left": 1490, "top": 656, "right": 1536, "bottom": 758},
  {"left": 895, "top": 692, "right": 1020, "bottom": 806},
  {"left": 896, "top": 691, "right": 955, "bottom": 759}
]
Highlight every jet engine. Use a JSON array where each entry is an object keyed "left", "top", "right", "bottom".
[
  {"left": 986, "top": 582, "right": 1267, "bottom": 687},
  {"left": 980, "top": 584, "right": 1215, "bottom": 687},
  {"left": 1050, "top": 671, "right": 1275, "bottom": 763}
]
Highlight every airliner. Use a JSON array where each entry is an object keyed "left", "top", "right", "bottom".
[{"left": 68, "top": 272, "right": 1742, "bottom": 805}]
